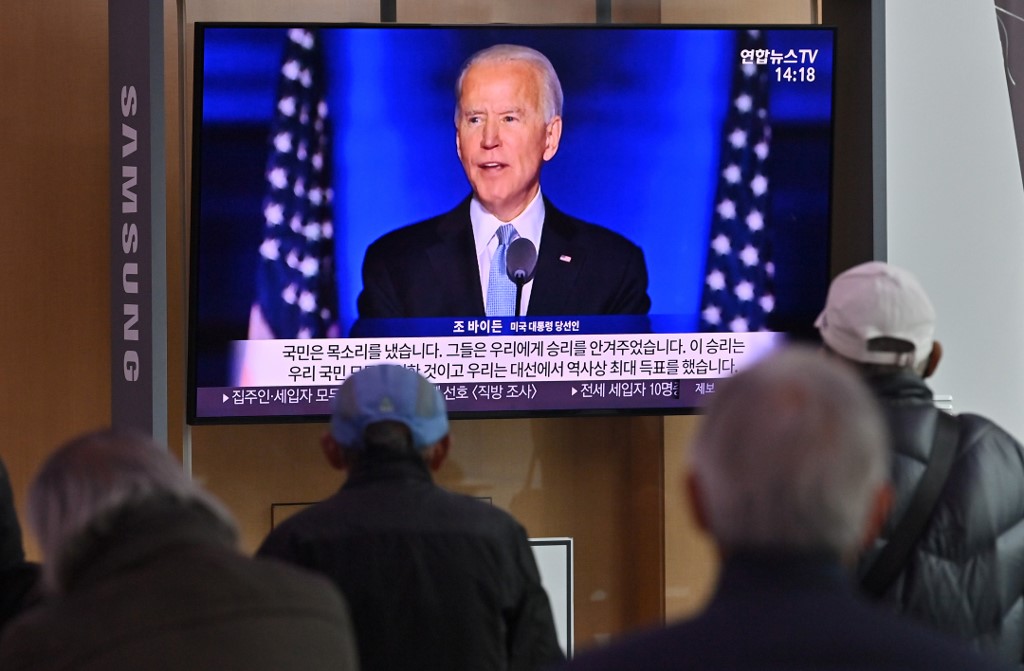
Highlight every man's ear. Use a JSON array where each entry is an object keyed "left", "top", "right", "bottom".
[
  {"left": 860, "top": 482, "right": 894, "bottom": 553},
  {"left": 320, "top": 432, "right": 349, "bottom": 471},
  {"left": 543, "top": 116, "right": 562, "bottom": 162},
  {"left": 424, "top": 435, "right": 451, "bottom": 472},
  {"left": 922, "top": 341, "right": 942, "bottom": 379}
]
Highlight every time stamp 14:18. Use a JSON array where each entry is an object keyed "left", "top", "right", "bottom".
[{"left": 774, "top": 66, "right": 816, "bottom": 82}]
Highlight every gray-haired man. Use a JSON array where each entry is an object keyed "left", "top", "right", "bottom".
[
  {"left": 561, "top": 347, "right": 1010, "bottom": 671},
  {"left": 0, "top": 429, "right": 358, "bottom": 671}
]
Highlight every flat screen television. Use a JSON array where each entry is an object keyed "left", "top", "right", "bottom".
[{"left": 187, "top": 22, "right": 836, "bottom": 423}]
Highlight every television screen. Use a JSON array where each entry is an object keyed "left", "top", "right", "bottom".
[{"left": 187, "top": 22, "right": 836, "bottom": 423}]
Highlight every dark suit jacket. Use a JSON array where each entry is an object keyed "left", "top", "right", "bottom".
[
  {"left": 556, "top": 552, "right": 1012, "bottom": 671},
  {"left": 356, "top": 197, "right": 650, "bottom": 319}
]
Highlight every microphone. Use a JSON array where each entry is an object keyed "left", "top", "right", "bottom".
[
  {"left": 506, "top": 237, "right": 537, "bottom": 283},
  {"left": 505, "top": 237, "right": 537, "bottom": 318}
]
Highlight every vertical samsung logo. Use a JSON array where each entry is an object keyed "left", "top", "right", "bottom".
[{"left": 120, "top": 84, "right": 140, "bottom": 382}]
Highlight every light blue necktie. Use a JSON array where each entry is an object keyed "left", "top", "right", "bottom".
[{"left": 485, "top": 223, "right": 519, "bottom": 316}]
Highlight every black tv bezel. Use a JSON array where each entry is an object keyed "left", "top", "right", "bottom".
[{"left": 185, "top": 21, "right": 837, "bottom": 426}]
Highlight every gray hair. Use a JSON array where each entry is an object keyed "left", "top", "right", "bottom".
[
  {"left": 28, "top": 428, "right": 237, "bottom": 592},
  {"left": 690, "top": 347, "right": 890, "bottom": 556},
  {"left": 454, "top": 44, "right": 564, "bottom": 125}
]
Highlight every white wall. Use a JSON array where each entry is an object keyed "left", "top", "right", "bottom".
[{"left": 885, "top": 1, "right": 1024, "bottom": 439}]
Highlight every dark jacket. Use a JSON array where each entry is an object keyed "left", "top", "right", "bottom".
[
  {"left": 858, "top": 371, "right": 1024, "bottom": 664},
  {"left": 355, "top": 197, "right": 650, "bottom": 320},
  {"left": 0, "top": 456, "right": 40, "bottom": 638},
  {"left": 0, "top": 499, "right": 359, "bottom": 671},
  {"left": 258, "top": 455, "right": 564, "bottom": 671},
  {"left": 561, "top": 552, "right": 1010, "bottom": 671}
]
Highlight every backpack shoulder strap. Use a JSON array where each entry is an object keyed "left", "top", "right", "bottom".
[{"left": 861, "top": 411, "right": 959, "bottom": 598}]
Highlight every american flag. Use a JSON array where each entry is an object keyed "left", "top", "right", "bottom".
[
  {"left": 699, "top": 30, "right": 774, "bottom": 333},
  {"left": 250, "top": 28, "right": 338, "bottom": 339}
]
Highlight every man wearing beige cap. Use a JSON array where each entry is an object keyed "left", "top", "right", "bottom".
[{"left": 816, "top": 261, "right": 1024, "bottom": 666}]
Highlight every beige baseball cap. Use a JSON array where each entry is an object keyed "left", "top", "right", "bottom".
[{"left": 814, "top": 261, "right": 936, "bottom": 368}]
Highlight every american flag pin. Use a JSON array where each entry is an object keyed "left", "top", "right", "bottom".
[{"left": 559, "top": 255, "right": 572, "bottom": 263}]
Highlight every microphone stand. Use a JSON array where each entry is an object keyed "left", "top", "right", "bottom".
[
  {"left": 506, "top": 237, "right": 536, "bottom": 318},
  {"left": 514, "top": 277, "right": 525, "bottom": 318}
]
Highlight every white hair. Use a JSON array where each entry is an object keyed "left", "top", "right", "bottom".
[
  {"left": 454, "top": 43, "right": 564, "bottom": 124},
  {"left": 28, "top": 428, "right": 237, "bottom": 593},
  {"left": 690, "top": 347, "right": 890, "bottom": 556}
]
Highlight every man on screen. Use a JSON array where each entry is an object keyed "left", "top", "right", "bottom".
[{"left": 355, "top": 43, "right": 650, "bottom": 321}]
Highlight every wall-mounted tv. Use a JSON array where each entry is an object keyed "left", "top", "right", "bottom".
[{"left": 187, "top": 22, "right": 836, "bottom": 423}]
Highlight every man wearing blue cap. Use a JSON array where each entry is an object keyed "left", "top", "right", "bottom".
[{"left": 257, "top": 364, "right": 563, "bottom": 671}]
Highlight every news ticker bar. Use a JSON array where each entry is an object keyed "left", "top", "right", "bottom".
[{"left": 196, "top": 377, "right": 728, "bottom": 419}]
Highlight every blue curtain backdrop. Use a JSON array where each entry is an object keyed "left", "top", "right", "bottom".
[{"left": 193, "top": 26, "right": 833, "bottom": 384}]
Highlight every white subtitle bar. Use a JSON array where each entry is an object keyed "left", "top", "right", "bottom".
[{"left": 233, "top": 332, "right": 783, "bottom": 388}]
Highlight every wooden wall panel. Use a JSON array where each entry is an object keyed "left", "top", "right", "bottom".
[
  {"left": 662, "top": 414, "right": 717, "bottom": 621},
  {"left": 612, "top": 0, "right": 661, "bottom": 23},
  {"left": 1, "top": 0, "right": 111, "bottom": 559},
  {"left": 396, "top": 0, "right": 595, "bottom": 23},
  {"left": 395, "top": 0, "right": 662, "bottom": 25},
  {"left": 189, "top": 423, "right": 342, "bottom": 543},
  {"left": 181, "top": 0, "right": 379, "bottom": 23},
  {"left": 662, "top": 0, "right": 816, "bottom": 23}
]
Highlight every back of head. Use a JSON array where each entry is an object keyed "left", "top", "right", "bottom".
[
  {"left": 28, "top": 428, "right": 235, "bottom": 592},
  {"left": 330, "top": 364, "right": 449, "bottom": 459},
  {"left": 815, "top": 261, "right": 936, "bottom": 372},
  {"left": 454, "top": 43, "right": 564, "bottom": 123},
  {"left": 691, "top": 347, "right": 889, "bottom": 556}
]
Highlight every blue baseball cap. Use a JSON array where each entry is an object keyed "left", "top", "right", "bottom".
[{"left": 330, "top": 365, "right": 449, "bottom": 450}]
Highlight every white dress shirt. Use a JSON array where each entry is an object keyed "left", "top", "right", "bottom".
[{"left": 470, "top": 191, "right": 544, "bottom": 316}]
